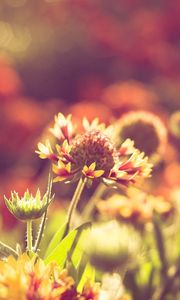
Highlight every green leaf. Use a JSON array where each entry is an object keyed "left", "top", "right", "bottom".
[
  {"left": 45, "top": 222, "right": 91, "bottom": 268},
  {"left": 77, "top": 262, "right": 95, "bottom": 292},
  {"left": 71, "top": 230, "right": 90, "bottom": 269},
  {"left": 0, "top": 241, "right": 18, "bottom": 259},
  {"left": 136, "top": 262, "right": 153, "bottom": 286},
  {"left": 45, "top": 228, "right": 76, "bottom": 267},
  {"left": 45, "top": 221, "right": 68, "bottom": 258},
  {"left": 153, "top": 216, "right": 167, "bottom": 276}
]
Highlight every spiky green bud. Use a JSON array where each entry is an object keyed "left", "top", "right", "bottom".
[{"left": 4, "top": 188, "right": 53, "bottom": 221}]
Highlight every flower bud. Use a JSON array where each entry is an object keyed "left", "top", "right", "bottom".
[{"left": 4, "top": 189, "right": 53, "bottom": 221}]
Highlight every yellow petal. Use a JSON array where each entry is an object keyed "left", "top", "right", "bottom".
[
  {"left": 58, "top": 160, "right": 66, "bottom": 168},
  {"left": 67, "top": 114, "right": 72, "bottom": 122},
  {"left": 82, "top": 165, "right": 88, "bottom": 173},
  {"left": 89, "top": 162, "right": 96, "bottom": 171},
  {"left": 66, "top": 163, "right": 71, "bottom": 172},
  {"left": 52, "top": 164, "right": 59, "bottom": 174},
  {"left": 82, "top": 117, "right": 90, "bottom": 130},
  {"left": 56, "top": 144, "right": 61, "bottom": 153},
  {"left": 62, "top": 139, "right": 71, "bottom": 152},
  {"left": 53, "top": 176, "right": 66, "bottom": 182},
  {"left": 37, "top": 142, "right": 46, "bottom": 152},
  {"left": 94, "top": 170, "right": 104, "bottom": 177}
]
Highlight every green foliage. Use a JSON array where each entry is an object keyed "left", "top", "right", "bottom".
[
  {"left": 45, "top": 221, "right": 68, "bottom": 258},
  {"left": 77, "top": 262, "right": 95, "bottom": 292},
  {"left": 44, "top": 222, "right": 91, "bottom": 268},
  {"left": 0, "top": 241, "right": 18, "bottom": 259}
]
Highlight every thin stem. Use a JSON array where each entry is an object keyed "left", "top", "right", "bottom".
[
  {"left": 34, "top": 212, "right": 47, "bottom": 253},
  {"left": 82, "top": 182, "right": 105, "bottom": 220},
  {"left": 152, "top": 265, "right": 180, "bottom": 300},
  {"left": 34, "top": 175, "right": 53, "bottom": 252},
  {"left": 159, "top": 266, "right": 180, "bottom": 300},
  {"left": 26, "top": 220, "right": 33, "bottom": 252},
  {"left": 153, "top": 216, "right": 167, "bottom": 278},
  {"left": 63, "top": 177, "right": 87, "bottom": 237}
]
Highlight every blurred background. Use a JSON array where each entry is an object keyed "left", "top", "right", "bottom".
[{"left": 0, "top": 0, "right": 179, "bottom": 236}]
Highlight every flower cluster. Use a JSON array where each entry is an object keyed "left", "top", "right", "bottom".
[
  {"left": 36, "top": 113, "right": 152, "bottom": 186},
  {"left": 97, "top": 188, "right": 173, "bottom": 227},
  {"left": 0, "top": 254, "right": 99, "bottom": 300}
]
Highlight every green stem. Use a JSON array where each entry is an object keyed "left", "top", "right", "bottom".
[
  {"left": 152, "top": 265, "right": 180, "bottom": 300},
  {"left": 153, "top": 215, "right": 167, "bottom": 278},
  {"left": 34, "top": 175, "right": 53, "bottom": 252},
  {"left": 82, "top": 182, "right": 105, "bottom": 220},
  {"left": 63, "top": 177, "right": 87, "bottom": 237},
  {"left": 26, "top": 220, "right": 33, "bottom": 252},
  {"left": 34, "top": 212, "right": 47, "bottom": 253}
]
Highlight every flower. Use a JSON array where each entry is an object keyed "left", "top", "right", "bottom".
[
  {"left": 82, "top": 162, "right": 104, "bottom": 179},
  {"left": 49, "top": 112, "right": 74, "bottom": 142},
  {"left": 36, "top": 112, "right": 152, "bottom": 186},
  {"left": 118, "top": 139, "right": 136, "bottom": 156},
  {"left": 97, "top": 188, "right": 173, "bottom": 227},
  {"left": 35, "top": 139, "right": 58, "bottom": 161},
  {"left": 53, "top": 161, "right": 72, "bottom": 182},
  {"left": 0, "top": 254, "right": 99, "bottom": 300},
  {"left": 70, "top": 130, "right": 117, "bottom": 174},
  {"left": 114, "top": 111, "right": 167, "bottom": 164},
  {"left": 4, "top": 188, "right": 53, "bottom": 221},
  {"left": 99, "top": 273, "right": 125, "bottom": 300},
  {"left": 102, "top": 80, "right": 158, "bottom": 111},
  {"left": 80, "top": 282, "right": 99, "bottom": 300},
  {"left": 84, "top": 221, "right": 141, "bottom": 273}
]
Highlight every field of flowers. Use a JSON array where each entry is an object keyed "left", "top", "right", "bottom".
[{"left": 0, "top": 1, "right": 180, "bottom": 299}]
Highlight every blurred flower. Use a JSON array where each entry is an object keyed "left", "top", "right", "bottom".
[
  {"left": 0, "top": 56, "right": 22, "bottom": 100},
  {"left": 70, "top": 102, "right": 113, "bottom": 129},
  {"left": 114, "top": 111, "right": 167, "bottom": 164},
  {"left": 99, "top": 273, "right": 126, "bottom": 300},
  {"left": 97, "top": 189, "right": 173, "bottom": 227},
  {"left": 102, "top": 81, "right": 158, "bottom": 112},
  {"left": 163, "top": 162, "right": 180, "bottom": 188},
  {"left": 84, "top": 221, "right": 141, "bottom": 273},
  {"left": 80, "top": 282, "right": 99, "bottom": 300},
  {"left": 4, "top": 188, "right": 53, "bottom": 221},
  {"left": 36, "top": 113, "right": 152, "bottom": 187},
  {"left": 169, "top": 110, "right": 180, "bottom": 139},
  {"left": 0, "top": 253, "right": 99, "bottom": 300}
]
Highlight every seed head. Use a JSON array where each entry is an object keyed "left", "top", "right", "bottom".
[{"left": 70, "top": 130, "right": 118, "bottom": 174}]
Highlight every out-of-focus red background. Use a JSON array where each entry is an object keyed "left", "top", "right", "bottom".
[{"left": 0, "top": 0, "right": 179, "bottom": 230}]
